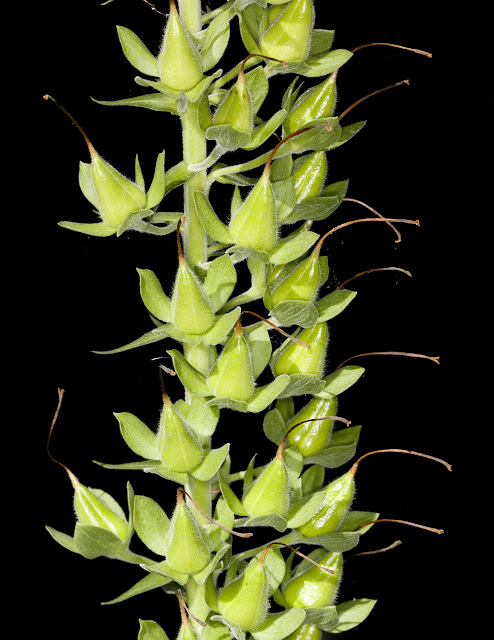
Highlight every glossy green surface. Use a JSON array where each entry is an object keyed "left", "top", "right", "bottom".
[
  {"left": 283, "top": 551, "right": 342, "bottom": 608},
  {"left": 298, "top": 471, "right": 354, "bottom": 537},
  {"left": 273, "top": 322, "right": 329, "bottom": 377},
  {"left": 207, "top": 332, "right": 255, "bottom": 401},
  {"left": 286, "top": 395, "right": 338, "bottom": 456},
  {"left": 218, "top": 561, "right": 268, "bottom": 631},
  {"left": 242, "top": 457, "right": 290, "bottom": 517}
]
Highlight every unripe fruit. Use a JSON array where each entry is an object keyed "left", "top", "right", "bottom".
[
  {"left": 292, "top": 151, "right": 327, "bottom": 203},
  {"left": 218, "top": 557, "right": 269, "bottom": 631},
  {"left": 284, "top": 624, "right": 322, "bottom": 640},
  {"left": 298, "top": 470, "right": 354, "bottom": 537},
  {"left": 157, "top": 0, "right": 203, "bottom": 91},
  {"left": 273, "top": 322, "right": 329, "bottom": 377},
  {"left": 283, "top": 551, "right": 342, "bottom": 608},
  {"left": 73, "top": 479, "right": 128, "bottom": 542},
  {"left": 285, "top": 73, "right": 337, "bottom": 134},
  {"left": 213, "top": 76, "right": 252, "bottom": 135},
  {"left": 157, "top": 395, "right": 203, "bottom": 472},
  {"left": 229, "top": 173, "right": 277, "bottom": 251},
  {"left": 285, "top": 395, "right": 338, "bottom": 456},
  {"left": 242, "top": 450, "right": 290, "bottom": 518},
  {"left": 260, "top": 0, "right": 314, "bottom": 63},
  {"left": 270, "top": 253, "right": 320, "bottom": 307}
]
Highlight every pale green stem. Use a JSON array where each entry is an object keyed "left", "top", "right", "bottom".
[
  {"left": 179, "top": 5, "right": 212, "bottom": 631},
  {"left": 201, "top": 0, "right": 235, "bottom": 24},
  {"left": 211, "top": 56, "right": 261, "bottom": 91},
  {"left": 206, "top": 149, "right": 272, "bottom": 186}
]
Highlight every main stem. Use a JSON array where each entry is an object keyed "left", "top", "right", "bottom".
[{"left": 179, "top": 2, "right": 211, "bottom": 631}]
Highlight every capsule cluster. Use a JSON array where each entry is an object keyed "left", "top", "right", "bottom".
[{"left": 45, "top": 2, "right": 441, "bottom": 639}]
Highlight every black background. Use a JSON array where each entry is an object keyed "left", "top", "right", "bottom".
[{"left": 16, "top": 0, "right": 484, "bottom": 638}]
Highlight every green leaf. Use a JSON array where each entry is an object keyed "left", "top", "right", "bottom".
[
  {"left": 114, "top": 412, "right": 159, "bottom": 460},
  {"left": 45, "top": 526, "right": 78, "bottom": 554},
  {"left": 137, "top": 268, "right": 173, "bottom": 323},
  {"left": 304, "top": 426, "right": 362, "bottom": 469},
  {"left": 92, "top": 328, "right": 168, "bottom": 355},
  {"left": 244, "top": 109, "right": 287, "bottom": 150},
  {"left": 202, "top": 308, "right": 241, "bottom": 346},
  {"left": 94, "top": 459, "right": 163, "bottom": 472},
  {"left": 277, "top": 117, "right": 342, "bottom": 154},
  {"left": 192, "top": 543, "right": 230, "bottom": 585},
  {"left": 203, "top": 255, "right": 237, "bottom": 312},
  {"left": 284, "top": 446, "right": 304, "bottom": 485},
  {"left": 58, "top": 220, "right": 117, "bottom": 237},
  {"left": 235, "top": 513, "right": 288, "bottom": 533},
  {"left": 316, "top": 289, "right": 357, "bottom": 322},
  {"left": 293, "top": 531, "right": 361, "bottom": 553},
  {"left": 277, "top": 374, "right": 326, "bottom": 398},
  {"left": 78, "top": 161, "right": 99, "bottom": 208},
  {"left": 218, "top": 469, "right": 249, "bottom": 516},
  {"left": 263, "top": 408, "right": 286, "bottom": 446},
  {"left": 271, "top": 301, "right": 319, "bottom": 328},
  {"left": 272, "top": 176, "right": 296, "bottom": 223},
  {"left": 226, "top": 245, "right": 271, "bottom": 264},
  {"left": 73, "top": 522, "right": 125, "bottom": 560},
  {"left": 210, "top": 615, "right": 246, "bottom": 640},
  {"left": 133, "top": 495, "right": 170, "bottom": 555},
  {"left": 185, "top": 396, "right": 220, "bottom": 439},
  {"left": 247, "top": 375, "right": 290, "bottom": 413},
  {"left": 245, "top": 323, "right": 272, "bottom": 380},
  {"left": 340, "top": 510, "right": 380, "bottom": 535},
  {"left": 251, "top": 608, "right": 307, "bottom": 640},
  {"left": 166, "top": 349, "right": 211, "bottom": 397},
  {"left": 300, "top": 464, "right": 325, "bottom": 496},
  {"left": 244, "top": 66, "right": 269, "bottom": 115},
  {"left": 164, "top": 161, "right": 197, "bottom": 195},
  {"left": 309, "top": 29, "right": 336, "bottom": 57},
  {"left": 316, "top": 365, "right": 365, "bottom": 398},
  {"left": 92, "top": 93, "right": 178, "bottom": 113},
  {"left": 286, "top": 490, "right": 328, "bottom": 529},
  {"left": 144, "top": 560, "right": 189, "bottom": 586},
  {"left": 332, "top": 599, "right": 377, "bottom": 633},
  {"left": 103, "top": 573, "right": 172, "bottom": 606},
  {"left": 330, "top": 121, "right": 367, "bottom": 150},
  {"left": 146, "top": 151, "right": 166, "bottom": 209},
  {"left": 201, "top": 11, "right": 231, "bottom": 71},
  {"left": 206, "top": 124, "right": 251, "bottom": 150},
  {"left": 269, "top": 231, "right": 319, "bottom": 265},
  {"left": 201, "top": 616, "right": 231, "bottom": 640},
  {"left": 209, "top": 497, "right": 235, "bottom": 551},
  {"left": 191, "top": 444, "right": 231, "bottom": 481},
  {"left": 185, "top": 70, "right": 224, "bottom": 102},
  {"left": 282, "top": 195, "right": 341, "bottom": 225},
  {"left": 116, "top": 26, "right": 159, "bottom": 77},
  {"left": 206, "top": 396, "right": 249, "bottom": 412},
  {"left": 304, "top": 606, "right": 339, "bottom": 632},
  {"left": 302, "top": 49, "right": 353, "bottom": 78},
  {"left": 137, "top": 619, "right": 171, "bottom": 640},
  {"left": 194, "top": 190, "right": 233, "bottom": 244}
]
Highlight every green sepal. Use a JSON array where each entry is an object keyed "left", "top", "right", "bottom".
[
  {"left": 73, "top": 522, "right": 125, "bottom": 560},
  {"left": 340, "top": 510, "right": 380, "bottom": 535},
  {"left": 201, "top": 10, "right": 231, "bottom": 71},
  {"left": 146, "top": 151, "right": 166, "bottom": 209},
  {"left": 144, "top": 560, "right": 189, "bottom": 586},
  {"left": 194, "top": 190, "right": 233, "bottom": 244},
  {"left": 157, "top": 323, "right": 202, "bottom": 345},
  {"left": 245, "top": 322, "right": 272, "bottom": 380},
  {"left": 272, "top": 176, "right": 296, "bottom": 223},
  {"left": 192, "top": 543, "right": 231, "bottom": 585},
  {"left": 303, "top": 606, "right": 339, "bottom": 632},
  {"left": 251, "top": 608, "right": 307, "bottom": 640},
  {"left": 331, "top": 121, "right": 367, "bottom": 150},
  {"left": 286, "top": 490, "right": 328, "bottom": 529},
  {"left": 277, "top": 117, "right": 342, "bottom": 155},
  {"left": 190, "top": 444, "right": 231, "bottom": 481},
  {"left": 116, "top": 26, "right": 159, "bottom": 77},
  {"left": 166, "top": 349, "right": 211, "bottom": 396},
  {"left": 91, "top": 327, "right": 168, "bottom": 355},
  {"left": 201, "top": 615, "right": 231, "bottom": 640},
  {"left": 304, "top": 426, "right": 362, "bottom": 469},
  {"left": 45, "top": 526, "right": 78, "bottom": 554},
  {"left": 301, "top": 465, "right": 325, "bottom": 496},
  {"left": 203, "top": 255, "right": 238, "bottom": 312},
  {"left": 218, "top": 469, "right": 249, "bottom": 516},
  {"left": 78, "top": 161, "right": 99, "bottom": 208},
  {"left": 263, "top": 408, "right": 286, "bottom": 446},
  {"left": 133, "top": 495, "right": 170, "bottom": 555},
  {"left": 116, "top": 209, "right": 156, "bottom": 236},
  {"left": 137, "top": 268, "right": 173, "bottom": 323},
  {"left": 135, "top": 155, "right": 145, "bottom": 190},
  {"left": 201, "top": 307, "right": 242, "bottom": 346},
  {"left": 204, "top": 574, "right": 221, "bottom": 614},
  {"left": 113, "top": 412, "right": 159, "bottom": 460},
  {"left": 92, "top": 93, "right": 178, "bottom": 113},
  {"left": 271, "top": 301, "right": 319, "bottom": 328},
  {"left": 290, "top": 530, "right": 361, "bottom": 553},
  {"left": 102, "top": 572, "right": 172, "bottom": 606},
  {"left": 185, "top": 70, "right": 223, "bottom": 103},
  {"left": 185, "top": 396, "right": 220, "bottom": 439},
  {"left": 246, "top": 375, "right": 290, "bottom": 413},
  {"left": 315, "top": 290, "right": 357, "bottom": 323},
  {"left": 210, "top": 616, "right": 246, "bottom": 640},
  {"left": 331, "top": 599, "right": 377, "bottom": 633},
  {"left": 282, "top": 195, "right": 340, "bottom": 225},
  {"left": 268, "top": 230, "right": 319, "bottom": 265},
  {"left": 206, "top": 124, "right": 251, "bottom": 150},
  {"left": 226, "top": 245, "right": 271, "bottom": 264},
  {"left": 58, "top": 220, "right": 117, "bottom": 237},
  {"left": 244, "top": 109, "right": 287, "bottom": 150},
  {"left": 206, "top": 397, "right": 249, "bottom": 412},
  {"left": 276, "top": 374, "right": 326, "bottom": 398},
  {"left": 138, "top": 619, "right": 171, "bottom": 640},
  {"left": 314, "top": 365, "right": 365, "bottom": 399},
  {"left": 309, "top": 29, "right": 336, "bottom": 57},
  {"left": 164, "top": 160, "right": 197, "bottom": 194},
  {"left": 300, "top": 49, "right": 353, "bottom": 78},
  {"left": 244, "top": 66, "right": 269, "bottom": 115}
]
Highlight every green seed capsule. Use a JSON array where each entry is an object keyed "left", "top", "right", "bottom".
[
  {"left": 207, "top": 322, "right": 255, "bottom": 401},
  {"left": 213, "top": 76, "right": 253, "bottom": 135},
  {"left": 229, "top": 173, "right": 278, "bottom": 251},
  {"left": 157, "top": 396, "right": 203, "bottom": 472},
  {"left": 165, "top": 491, "right": 210, "bottom": 575},
  {"left": 285, "top": 395, "right": 338, "bottom": 456},
  {"left": 171, "top": 260, "right": 215, "bottom": 335},
  {"left": 218, "top": 557, "right": 269, "bottom": 631},
  {"left": 157, "top": 1, "right": 203, "bottom": 91},
  {"left": 283, "top": 551, "right": 342, "bottom": 608},
  {"left": 270, "top": 254, "right": 320, "bottom": 307},
  {"left": 71, "top": 473, "right": 128, "bottom": 542},
  {"left": 260, "top": 0, "right": 314, "bottom": 63},
  {"left": 91, "top": 154, "right": 147, "bottom": 228},
  {"left": 285, "top": 73, "right": 337, "bottom": 135},
  {"left": 242, "top": 449, "right": 290, "bottom": 518},
  {"left": 293, "top": 151, "right": 327, "bottom": 203},
  {"left": 273, "top": 322, "right": 329, "bottom": 377},
  {"left": 285, "top": 624, "right": 322, "bottom": 640},
  {"left": 177, "top": 625, "right": 198, "bottom": 640},
  {"left": 298, "top": 470, "right": 354, "bottom": 537}
]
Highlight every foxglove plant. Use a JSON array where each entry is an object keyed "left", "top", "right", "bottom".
[{"left": 44, "top": 1, "right": 448, "bottom": 639}]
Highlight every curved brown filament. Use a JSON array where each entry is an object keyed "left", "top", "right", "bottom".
[
  {"left": 356, "top": 518, "right": 444, "bottom": 535},
  {"left": 349, "top": 448, "right": 452, "bottom": 477},
  {"left": 343, "top": 197, "right": 404, "bottom": 242},
  {"left": 278, "top": 416, "right": 351, "bottom": 460},
  {"left": 335, "top": 267, "right": 412, "bottom": 290},
  {"left": 43, "top": 94, "right": 97, "bottom": 159},
  {"left": 260, "top": 542, "right": 336, "bottom": 573},
  {"left": 336, "top": 350, "right": 440, "bottom": 370},
  {"left": 240, "top": 310, "right": 310, "bottom": 348},
  {"left": 351, "top": 42, "right": 432, "bottom": 58},
  {"left": 338, "top": 79, "right": 410, "bottom": 122}
]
